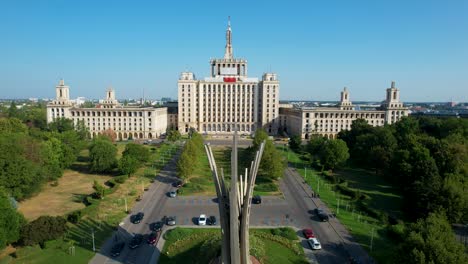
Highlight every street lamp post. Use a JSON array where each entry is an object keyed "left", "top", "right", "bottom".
[{"left": 91, "top": 228, "right": 95, "bottom": 252}]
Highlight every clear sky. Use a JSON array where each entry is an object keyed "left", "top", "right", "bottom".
[{"left": 1, "top": 0, "right": 467, "bottom": 102}]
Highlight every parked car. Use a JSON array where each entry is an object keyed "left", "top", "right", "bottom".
[
  {"left": 252, "top": 195, "right": 262, "bottom": 204},
  {"left": 110, "top": 242, "right": 125, "bottom": 257},
  {"left": 307, "top": 237, "right": 322, "bottom": 250},
  {"left": 169, "top": 190, "right": 177, "bottom": 198},
  {"left": 129, "top": 234, "right": 143, "bottom": 249},
  {"left": 208, "top": 216, "right": 217, "bottom": 225},
  {"left": 173, "top": 180, "right": 183, "bottom": 188},
  {"left": 198, "top": 214, "right": 207, "bottom": 225},
  {"left": 302, "top": 228, "right": 315, "bottom": 239},
  {"left": 131, "top": 212, "right": 144, "bottom": 224},
  {"left": 147, "top": 232, "right": 158, "bottom": 244},
  {"left": 315, "top": 208, "right": 329, "bottom": 222},
  {"left": 152, "top": 221, "right": 164, "bottom": 232},
  {"left": 166, "top": 216, "right": 176, "bottom": 226}
]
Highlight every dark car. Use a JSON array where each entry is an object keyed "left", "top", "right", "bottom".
[
  {"left": 315, "top": 208, "right": 329, "bottom": 222},
  {"left": 303, "top": 228, "right": 315, "bottom": 239},
  {"left": 208, "top": 216, "right": 217, "bottom": 225},
  {"left": 152, "top": 221, "right": 164, "bottom": 232},
  {"left": 131, "top": 212, "right": 144, "bottom": 224},
  {"left": 129, "top": 234, "right": 143, "bottom": 249},
  {"left": 166, "top": 216, "right": 176, "bottom": 226},
  {"left": 173, "top": 180, "right": 183, "bottom": 188},
  {"left": 110, "top": 242, "right": 125, "bottom": 257},
  {"left": 147, "top": 232, "right": 159, "bottom": 244},
  {"left": 252, "top": 195, "right": 262, "bottom": 204}
]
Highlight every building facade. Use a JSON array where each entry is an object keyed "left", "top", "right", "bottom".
[
  {"left": 177, "top": 19, "right": 279, "bottom": 135},
  {"left": 46, "top": 80, "right": 168, "bottom": 140},
  {"left": 279, "top": 82, "right": 409, "bottom": 139}
]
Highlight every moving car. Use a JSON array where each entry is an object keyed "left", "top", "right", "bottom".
[
  {"left": 166, "top": 216, "right": 176, "bottom": 226},
  {"left": 173, "top": 180, "right": 183, "bottom": 188},
  {"left": 129, "top": 234, "right": 143, "bottom": 249},
  {"left": 147, "top": 232, "right": 158, "bottom": 244},
  {"left": 131, "top": 212, "right": 144, "bottom": 224},
  {"left": 252, "top": 195, "right": 262, "bottom": 204},
  {"left": 169, "top": 190, "right": 177, "bottom": 198},
  {"left": 208, "top": 216, "right": 217, "bottom": 225},
  {"left": 302, "top": 228, "right": 315, "bottom": 239},
  {"left": 198, "top": 214, "right": 207, "bottom": 225},
  {"left": 315, "top": 208, "right": 329, "bottom": 222},
  {"left": 110, "top": 242, "right": 125, "bottom": 257},
  {"left": 307, "top": 237, "right": 322, "bottom": 250},
  {"left": 152, "top": 221, "right": 164, "bottom": 232}
]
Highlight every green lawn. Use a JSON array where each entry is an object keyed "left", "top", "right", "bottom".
[
  {"left": 159, "top": 227, "right": 308, "bottom": 264},
  {"left": 178, "top": 146, "right": 281, "bottom": 196},
  {"left": 278, "top": 145, "right": 403, "bottom": 263},
  {"left": 2, "top": 141, "right": 182, "bottom": 264}
]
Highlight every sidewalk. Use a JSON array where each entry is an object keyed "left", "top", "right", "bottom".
[{"left": 287, "top": 166, "right": 374, "bottom": 264}]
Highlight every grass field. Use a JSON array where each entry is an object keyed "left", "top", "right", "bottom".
[
  {"left": 18, "top": 171, "right": 112, "bottom": 221},
  {"left": 278, "top": 146, "right": 403, "bottom": 263},
  {"left": 178, "top": 146, "right": 281, "bottom": 196},
  {"left": 1, "top": 141, "right": 182, "bottom": 264},
  {"left": 159, "top": 227, "right": 308, "bottom": 264}
]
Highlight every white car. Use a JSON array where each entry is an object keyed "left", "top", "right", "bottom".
[
  {"left": 307, "top": 238, "right": 322, "bottom": 250},
  {"left": 198, "top": 214, "right": 207, "bottom": 225}
]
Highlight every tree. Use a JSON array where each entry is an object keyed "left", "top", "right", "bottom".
[
  {"left": 7, "top": 101, "right": 19, "bottom": 118},
  {"left": 0, "top": 117, "right": 28, "bottom": 134},
  {"left": 119, "top": 155, "right": 139, "bottom": 177},
  {"left": 40, "top": 137, "right": 64, "bottom": 180},
  {"left": 258, "top": 140, "right": 285, "bottom": 180},
  {"left": 20, "top": 216, "right": 67, "bottom": 247},
  {"left": 397, "top": 211, "right": 468, "bottom": 264},
  {"left": 101, "top": 128, "right": 117, "bottom": 143},
  {"left": 122, "top": 143, "right": 150, "bottom": 164},
  {"left": 0, "top": 191, "right": 24, "bottom": 249},
  {"left": 167, "top": 129, "right": 182, "bottom": 142},
  {"left": 253, "top": 129, "right": 269, "bottom": 150},
  {"left": 48, "top": 118, "right": 75, "bottom": 133},
  {"left": 288, "top": 135, "right": 302, "bottom": 152},
  {"left": 89, "top": 138, "right": 117, "bottom": 173},
  {"left": 319, "top": 139, "right": 349, "bottom": 171},
  {"left": 176, "top": 150, "right": 195, "bottom": 179},
  {"left": 92, "top": 180, "right": 105, "bottom": 199}
]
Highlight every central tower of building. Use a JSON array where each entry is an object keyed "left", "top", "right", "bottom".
[{"left": 177, "top": 18, "right": 279, "bottom": 135}]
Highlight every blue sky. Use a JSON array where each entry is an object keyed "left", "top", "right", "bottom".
[{"left": 1, "top": 0, "right": 467, "bottom": 102}]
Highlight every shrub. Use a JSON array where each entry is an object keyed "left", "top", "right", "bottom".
[
  {"left": 20, "top": 216, "right": 67, "bottom": 246},
  {"left": 271, "top": 227, "right": 298, "bottom": 241},
  {"left": 114, "top": 175, "right": 128, "bottom": 184},
  {"left": 199, "top": 234, "right": 221, "bottom": 261},
  {"left": 255, "top": 183, "right": 278, "bottom": 192},
  {"left": 164, "top": 227, "right": 194, "bottom": 241},
  {"left": 105, "top": 179, "right": 117, "bottom": 188},
  {"left": 386, "top": 222, "right": 406, "bottom": 241},
  {"left": 249, "top": 234, "right": 266, "bottom": 261},
  {"left": 83, "top": 195, "right": 94, "bottom": 206},
  {"left": 67, "top": 210, "right": 82, "bottom": 224}
]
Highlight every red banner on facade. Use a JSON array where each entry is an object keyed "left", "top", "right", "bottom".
[{"left": 223, "top": 77, "right": 236, "bottom": 82}]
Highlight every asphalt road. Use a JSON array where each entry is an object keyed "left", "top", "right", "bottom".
[{"left": 90, "top": 152, "right": 364, "bottom": 264}]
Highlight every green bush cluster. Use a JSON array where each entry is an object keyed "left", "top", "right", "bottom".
[
  {"left": 255, "top": 183, "right": 278, "bottom": 192},
  {"left": 66, "top": 210, "right": 82, "bottom": 224},
  {"left": 114, "top": 175, "right": 128, "bottom": 184},
  {"left": 335, "top": 183, "right": 367, "bottom": 200},
  {"left": 252, "top": 231, "right": 304, "bottom": 256},
  {"left": 270, "top": 227, "right": 298, "bottom": 241},
  {"left": 20, "top": 216, "right": 67, "bottom": 247},
  {"left": 249, "top": 234, "right": 266, "bottom": 261}
]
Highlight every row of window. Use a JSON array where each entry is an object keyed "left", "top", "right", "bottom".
[{"left": 67, "top": 110, "right": 150, "bottom": 117}]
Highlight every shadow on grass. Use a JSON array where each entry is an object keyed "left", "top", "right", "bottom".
[{"left": 65, "top": 219, "right": 115, "bottom": 252}]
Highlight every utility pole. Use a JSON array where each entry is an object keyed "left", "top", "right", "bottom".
[
  {"left": 304, "top": 167, "right": 307, "bottom": 180},
  {"left": 317, "top": 179, "right": 320, "bottom": 193},
  {"left": 337, "top": 198, "right": 340, "bottom": 214},
  {"left": 124, "top": 196, "right": 128, "bottom": 213}
]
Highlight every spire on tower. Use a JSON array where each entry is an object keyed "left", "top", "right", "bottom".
[{"left": 224, "top": 16, "right": 233, "bottom": 59}]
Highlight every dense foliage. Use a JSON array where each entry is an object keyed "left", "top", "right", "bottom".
[
  {"left": 167, "top": 129, "right": 182, "bottom": 142},
  {"left": 307, "top": 136, "right": 350, "bottom": 171},
  {"left": 88, "top": 137, "right": 118, "bottom": 173},
  {"left": 0, "top": 191, "right": 25, "bottom": 249},
  {"left": 338, "top": 117, "right": 468, "bottom": 223},
  {"left": 176, "top": 132, "right": 204, "bottom": 179},
  {"left": 20, "top": 216, "right": 67, "bottom": 247},
  {"left": 253, "top": 129, "right": 286, "bottom": 180},
  {"left": 397, "top": 211, "right": 468, "bottom": 264}
]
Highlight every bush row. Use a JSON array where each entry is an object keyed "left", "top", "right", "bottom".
[{"left": 252, "top": 231, "right": 304, "bottom": 256}]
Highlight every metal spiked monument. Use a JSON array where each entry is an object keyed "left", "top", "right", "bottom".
[{"left": 204, "top": 132, "right": 265, "bottom": 264}]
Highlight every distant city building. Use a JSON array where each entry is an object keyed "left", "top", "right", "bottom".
[
  {"left": 279, "top": 82, "right": 409, "bottom": 139},
  {"left": 46, "top": 80, "right": 167, "bottom": 140},
  {"left": 177, "top": 19, "right": 279, "bottom": 135}
]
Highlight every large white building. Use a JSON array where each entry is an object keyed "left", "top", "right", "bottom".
[
  {"left": 279, "top": 82, "right": 409, "bottom": 139},
  {"left": 177, "top": 19, "right": 279, "bottom": 135},
  {"left": 46, "top": 80, "right": 168, "bottom": 140}
]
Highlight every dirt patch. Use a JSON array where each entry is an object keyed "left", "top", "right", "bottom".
[{"left": 18, "top": 170, "right": 111, "bottom": 220}]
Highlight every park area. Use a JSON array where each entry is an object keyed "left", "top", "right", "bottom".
[
  {"left": 0, "top": 141, "right": 181, "bottom": 264},
  {"left": 279, "top": 146, "right": 404, "bottom": 263},
  {"left": 159, "top": 227, "right": 308, "bottom": 264},
  {"left": 178, "top": 145, "right": 282, "bottom": 197}
]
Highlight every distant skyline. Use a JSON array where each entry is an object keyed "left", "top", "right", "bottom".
[{"left": 1, "top": 0, "right": 467, "bottom": 102}]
